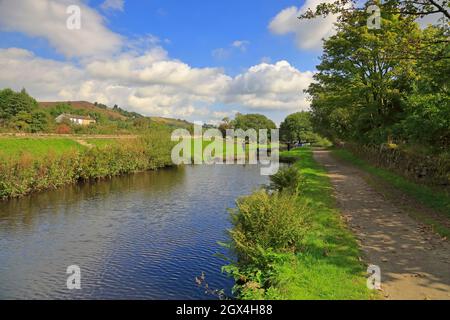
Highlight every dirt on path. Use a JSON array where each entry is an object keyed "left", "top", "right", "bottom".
[{"left": 313, "top": 149, "right": 450, "bottom": 300}]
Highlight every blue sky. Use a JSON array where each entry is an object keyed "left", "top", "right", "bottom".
[
  {"left": 98, "top": 0, "right": 321, "bottom": 73},
  {"left": 0, "top": 0, "right": 337, "bottom": 124}
]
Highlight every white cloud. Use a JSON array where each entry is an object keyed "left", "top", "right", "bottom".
[
  {"left": 0, "top": 47, "right": 313, "bottom": 120},
  {"left": 212, "top": 40, "right": 250, "bottom": 60},
  {"left": 269, "top": 0, "right": 338, "bottom": 50},
  {"left": 101, "top": 0, "right": 125, "bottom": 12},
  {"left": 0, "top": 0, "right": 123, "bottom": 58},
  {"left": 225, "top": 61, "right": 313, "bottom": 111},
  {"left": 0, "top": 1, "right": 314, "bottom": 122},
  {"left": 232, "top": 40, "right": 250, "bottom": 52}
]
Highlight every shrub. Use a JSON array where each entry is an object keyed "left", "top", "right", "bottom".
[
  {"left": 268, "top": 166, "right": 303, "bottom": 193},
  {"left": 56, "top": 124, "right": 71, "bottom": 134},
  {"left": 228, "top": 190, "right": 310, "bottom": 270}
]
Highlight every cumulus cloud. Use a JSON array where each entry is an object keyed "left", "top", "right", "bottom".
[
  {"left": 0, "top": 1, "right": 314, "bottom": 122},
  {"left": 101, "top": 0, "right": 125, "bottom": 12},
  {"left": 225, "top": 61, "right": 313, "bottom": 110},
  {"left": 269, "top": 0, "right": 338, "bottom": 50},
  {"left": 0, "top": 0, "right": 123, "bottom": 58},
  {"left": 0, "top": 47, "right": 313, "bottom": 121}
]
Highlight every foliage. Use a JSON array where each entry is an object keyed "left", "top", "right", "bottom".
[
  {"left": 306, "top": 4, "right": 449, "bottom": 154},
  {"left": 224, "top": 148, "right": 373, "bottom": 300},
  {"left": 0, "top": 88, "right": 38, "bottom": 122},
  {"left": 300, "top": 0, "right": 450, "bottom": 24},
  {"left": 0, "top": 130, "right": 174, "bottom": 199},
  {"left": 0, "top": 89, "right": 194, "bottom": 134},
  {"left": 268, "top": 165, "right": 303, "bottom": 194},
  {"left": 56, "top": 123, "right": 71, "bottom": 134},
  {"left": 232, "top": 113, "right": 276, "bottom": 133},
  {"left": 280, "top": 112, "right": 316, "bottom": 144},
  {"left": 228, "top": 189, "right": 310, "bottom": 270}
]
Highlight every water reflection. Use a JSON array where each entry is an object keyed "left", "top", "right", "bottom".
[{"left": 0, "top": 165, "right": 268, "bottom": 299}]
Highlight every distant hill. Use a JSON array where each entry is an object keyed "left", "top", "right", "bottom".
[
  {"left": 39, "top": 101, "right": 193, "bottom": 130},
  {"left": 148, "top": 116, "right": 193, "bottom": 130},
  {"left": 39, "top": 101, "right": 129, "bottom": 121}
]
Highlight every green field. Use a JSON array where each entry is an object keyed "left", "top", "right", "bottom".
[{"left": 0, "top": 137, "right": 85, "bottom": 159}]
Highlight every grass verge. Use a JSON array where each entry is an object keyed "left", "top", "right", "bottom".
[
  {"left": 224, "top": 148, "right": 374, "bottom": 300},
  {"left": 331, "top": 148, "right": 450, "bottom": 237}
]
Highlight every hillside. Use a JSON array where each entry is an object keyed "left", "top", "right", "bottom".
[
  {"left": 148, "top": 116, "right": 193, "bottom": 130},
  {"left": 39, "top": 101, "right": 193, "bottom": 130},
  {"left": 39, "top": 101, "right": 129, "bottom": 121}
]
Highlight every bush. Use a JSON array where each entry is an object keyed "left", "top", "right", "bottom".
[
  {"left": 56, "top": 123, "right": 71, "bottom": 134},
  {"left": 268, "top": 166, "right": 303, "bottom": 193},
  {"left": 228, "top": 190, "right": 310, "bottom": 270}
]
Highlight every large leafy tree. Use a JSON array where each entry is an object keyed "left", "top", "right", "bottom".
[
  {"left": 280, "top": 112, "right": 316, "bottom": 148},
  {"left": 301, "top": 1, "right": 449, "bottom": 62},
  {"left": 307, "top": 9, "right": 429, "bottom": 143},
  {"left": 232, "top": 113, "right": 277, "bottom": 132},
  {"left": 307, "top": 2, "right": 449, "bottom": 151},
  {"left": 300, "top": 0, "right": 449, "bottom": 21},
  {"left": 0, "top": 88, "right": 38, "bottom": 122}
]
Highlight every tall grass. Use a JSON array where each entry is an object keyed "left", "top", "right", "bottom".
[{"left": 0, "top": 131, "right": 174, "bottom": 199}]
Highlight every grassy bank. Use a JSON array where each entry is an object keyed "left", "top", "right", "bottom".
[
  {"left": 331, "top": 148, "right": 450, "bottom": 237},
  {"left": 224, "top": 148, "right": 373, "bottom": 300},
  {"left": 0, "top": 137, "right": 86, "bottom": 159},
  {"left": 0, "top": 131, "right": 173, "bottom": 199}
]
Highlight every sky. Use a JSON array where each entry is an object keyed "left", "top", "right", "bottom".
[{"left": 0, "top": 0, "right": 340, "bottom": 124}]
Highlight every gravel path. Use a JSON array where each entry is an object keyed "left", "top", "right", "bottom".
[{"left": 313, "top": 149, "right": 450, "bottom": 300}]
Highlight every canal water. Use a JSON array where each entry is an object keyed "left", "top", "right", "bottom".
[{"left": 0, "top": 165, "right": 269, "bottom": 299}]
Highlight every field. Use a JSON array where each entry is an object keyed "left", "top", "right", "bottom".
[{"left": 0, "top": 137, "right": 85, "bottom": 159}]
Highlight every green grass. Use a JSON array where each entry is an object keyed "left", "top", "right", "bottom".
[
  {"left": 331, "top": 148, "right": 450, "bottom": 237},
  {"left": 269, "top": 148, "right": 373, "bottom": 299},
  {"left": 0, "top": 137, "right": 85, "bottom": 159}
]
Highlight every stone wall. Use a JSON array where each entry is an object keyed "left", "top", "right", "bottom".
[{"left": 344, "top": 143, "right": 450, "bottom": 187}]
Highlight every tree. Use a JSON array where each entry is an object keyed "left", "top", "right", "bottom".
[
  {"left": 280, "top": 112, "right": 316, "bottom": 150},
  {"left": 307, "top": 10, "right": 425, "bottom": 144},
  {"left": 0, "top": 88, "right": 38, "bottom": 122},
  {"left": 300, "top": 1, "right": 449, "bottom": 62},
  {"left": 300, "top": 0, "right": 449, "bottom": 21},
  {"left": 306, "top": 2, "right": 449, "bottom": 152},
  {"left": 218, "top": 117, "right": 232, "bottom": 137},
  {"left": 30, "top": 110, "right": 50, "bottom": 133},
  {"left": 232, "top": 113, "right": 276, "bottom": 132}
]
